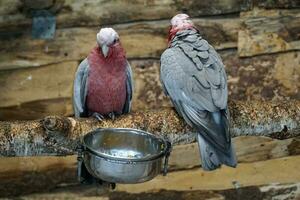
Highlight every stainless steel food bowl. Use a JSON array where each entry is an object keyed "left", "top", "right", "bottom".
[{"left": 77, "top": 128, "right": 171, "bottom": 184}]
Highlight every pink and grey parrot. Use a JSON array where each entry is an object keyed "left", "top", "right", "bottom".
[
  {"left": 73, "top": 28, "right": 133, "bottom": 121},
  {"left": 73, "top": 28, "right": 133, "bottom": 185},
  {"left": 160, "top": 14, "right": 237, "bottom": 170}
]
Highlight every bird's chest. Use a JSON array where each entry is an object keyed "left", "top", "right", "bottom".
[{"left": 86, "top": 66, "right": 127, "bottom": 114}]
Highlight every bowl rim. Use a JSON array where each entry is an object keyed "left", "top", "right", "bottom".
[{"left": 82, "top": 128, "right": 169, "bottom": 162}]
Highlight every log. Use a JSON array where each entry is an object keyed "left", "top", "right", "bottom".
[
  {"left": 168, "top": 136, "right": 300, "bottom": 170},
  {"left": 0, "top": 61, "right": 78, "bottom": 108},
  {"left": 6, "top": 182, "right": 300, "bottom": 200},
  {"left": 0, "top": 100, "right": 299, "bottom": 156},
  {"left": 0, "top": 17, "right": 240, "bottom": 70},
  {"left": 118, "top": 182, "right": 300, "bottom": 200},
  {"left": 238, "top": 8, "right": 300, "bottom": 57},
  {"left": 1, "top": 150, "right": 300, "bottom": 197},
  {"left": 0, "top": 0, "right": 249, "bottom": 31},
  {"left": 0, "top": 156, "right": 76, "bottom": 197},
  {"left": 117, "top": 155, "right": 300, "bottom": 193},
  {"left": 132, "top": 50, "right": 300, "bottom": 112},
  {"left": 7, "top": 156, "right": 299, "bottom": 199},
  {"left": 257, "top": 0, "right": 300, "bottom": 9},
  {"left": 1, "top": 50, "right": 299, "bottom": 120},
  {"left": 0, "top": 98, "right": 73, "bottom": 120}
]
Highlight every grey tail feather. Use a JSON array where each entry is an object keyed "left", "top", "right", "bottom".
[{"left": 196, "top": 133, "right": 237, "bottom": 171}]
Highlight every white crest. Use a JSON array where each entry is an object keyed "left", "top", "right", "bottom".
[
  {"left": 96, "top": 28, "right": 119, "bottom": 46},
  {"left": 170, "top": 13, "right": 193, "bottom": 28}
]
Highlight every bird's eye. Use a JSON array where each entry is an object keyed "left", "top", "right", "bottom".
[{"left": 113, "top": 38, "right": 119, "bottom": 43}]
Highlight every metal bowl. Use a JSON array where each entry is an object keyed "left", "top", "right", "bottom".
[{"left": 78, "top": 128, "right": 171, "bottom": 184}]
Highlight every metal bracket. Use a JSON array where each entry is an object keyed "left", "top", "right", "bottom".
[
  {"left": 163, "top": 141, "right": 172, "bottom": 176},
  {"left": 31, "top": 10, "right": 56, "bottom": 39},
  {"left": 76, "top": 144, "right": 84, "bottom": 183}
]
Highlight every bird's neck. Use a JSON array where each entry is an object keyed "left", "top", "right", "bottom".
[
  {"left": 168, "top": 25, "right": 196, "bottom": 46},
  {"left": 88, "top": 45, "right": 126, "bottom": 73}
]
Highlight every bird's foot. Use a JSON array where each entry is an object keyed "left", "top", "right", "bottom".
[
  {"left": 108, "top": 112, "right": 115, "bottom": 121},
  {"left": 97, "top": 180, "right": 116, "bottom": 190},
  {"left": 92, "top": 113, "right": 104, "bottom": 122},
  {"left": 95, "top": 180, "right": 116, "bottom": 195}
]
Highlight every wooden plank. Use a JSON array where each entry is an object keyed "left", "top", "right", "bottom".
[
  {"left": 0, "top": 0, "right": 22, "bottom": 15},
  {"left": 257, "top": 0, "right": 300, "bottom": 9},
  {"left": 6, "top": 182, "right": 300, "bottom": 200},
  {"left": 0, "top": 98, "right": 73, "bottom": 120},
  {"left": 132, "top": 50, "right": 300, "bottom": 112},
  {"left": 0, "top": 50, "right": 299, "bottom": 120},
  {"left": 115, "top": 157, "right": 300, "bottom": 194},
  {"left": 131, "top": 59, "right": 171, "bottom": 111},
  {"left": 118, "top": 155, "right": 300, "bottom": 192},
  {"left": 238, "top": 9, "right": 300, "bottom": 57},
  {"left": 0, "top": 0, "right": 249, "bottom": 31},
  {"left": 0, "top": 136, "right": 299, "bottom": 197},
  {"left": 169, "top": 136, "right": 300, "bottom": 170},
  {"left": 0, "top": 156, "right": 77, "bottom": 197},
  {"left": 0, "top": 17, "right": 240, "bottom": 70},
  {"left": 0, "top": 61, "right": 78, "bottom": 108},
  {"left": 224, "top": 50, "right": 300, "bottom": 101}
]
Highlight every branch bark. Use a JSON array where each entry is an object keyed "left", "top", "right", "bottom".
[{"left": 0, "top": 100, "right": 299, "bottom": 157}]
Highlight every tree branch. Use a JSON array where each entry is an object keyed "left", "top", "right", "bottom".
[{"left": 0, "top": 100, "right": 299, "bottom": 157}]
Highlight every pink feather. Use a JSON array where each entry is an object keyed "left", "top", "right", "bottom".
[{"left": 86, "top": 43, "right": 127, "bottom": 115}]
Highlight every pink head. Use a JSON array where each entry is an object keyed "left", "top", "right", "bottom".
[
  {"left": 168, "top": 14, "right": 195, "bottom": 44},
  {"left": 96, "top": 28, "right": 121, "bottom": 58},
  {"left": 170, "top": 13, "right": 194, "bottom": 29}
]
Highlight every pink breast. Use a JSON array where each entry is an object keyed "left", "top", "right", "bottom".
[
  {"left": 86, "top": 46, "right": 127, "bottom": 115},
  {"left": 87, "top": 70, "right": 127, "bottom": 115}
]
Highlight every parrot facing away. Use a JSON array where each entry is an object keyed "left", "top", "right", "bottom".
[
  {"left": 160, "top": 14, "right": 237, "bottom": 170},
  {"left": 73, "top": 27, "right": 133, "bottom": 121}
]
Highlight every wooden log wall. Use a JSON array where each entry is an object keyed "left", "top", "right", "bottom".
[
  {"left": 0, "top": 0, "right": 299, "bottom": 120},
  {"left": 0, "top": 1, "right": 300, "bottom": 197}
]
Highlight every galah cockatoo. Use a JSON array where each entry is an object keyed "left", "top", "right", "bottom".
[
  {"left": 73, "top": 28, "right": 133, "bottom": 185},
  {"left": 73, "top": 28, "right": 133, "bottom": 121},
  {"left": 160, "top": 14, "right": 237, "bottom": 170}
]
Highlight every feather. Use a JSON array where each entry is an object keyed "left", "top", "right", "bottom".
[
  {"left": 198, "top": 51, "right": 209, "bottom": 59},
  {"left": 122, "top": 61, "right": 134, "bottom": 114},
  {"left": 73, "top": 58, "right": 89, "bottom": 117},
  {"left": 160, "top": 28, "right": 236, "bottom": 170}
]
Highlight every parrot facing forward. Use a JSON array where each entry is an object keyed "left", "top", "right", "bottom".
[
  {"left": 73, "top": 28, "right": 133, "bottom": 185},
  {"left": 160, "top": 14, "right": 237, "bottom": 170},
  {"left": 73, "top": 28, "right": 133, "bottom": 121}
]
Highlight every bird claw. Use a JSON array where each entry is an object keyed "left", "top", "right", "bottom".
[
  {"left": 92, "top": 113, "right": 104, "bottom": 122},
  {"left": 108, "top": 112, "right": 115, "bottom": 121},
  {"left": 97, "top": 180, "right": 116, "bottom": 189}
]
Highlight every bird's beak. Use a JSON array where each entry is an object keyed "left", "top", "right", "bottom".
[{"left": 101, "top": 44, "right": 109, "bottom": 58}]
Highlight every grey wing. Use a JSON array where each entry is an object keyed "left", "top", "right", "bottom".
[
  {"left": 122, "top": 61, "right": 133, "bottom": 114},
  {"left": 160, "top": 47, "right": 230, "bottom": 152},
  {"left": 73, "top": 58, "right": 89, "bottom": 117}
]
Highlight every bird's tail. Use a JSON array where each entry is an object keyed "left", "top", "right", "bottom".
[{"left": 196, "top": 133, "right": 237, "bottom": 171}]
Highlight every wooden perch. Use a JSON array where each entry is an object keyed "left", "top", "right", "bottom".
[{"left": 0, "top": 100, "right": 299, "bottom": 157}]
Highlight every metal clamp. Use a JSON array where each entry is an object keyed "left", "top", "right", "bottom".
[
  {"left": 76, "top": 144, "right": 84, "bottom": 182},
  {"left": 163, "top": 141, "right": 172, "bottom": 176}
]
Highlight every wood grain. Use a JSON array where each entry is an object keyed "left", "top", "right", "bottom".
[
  {"left": 169, "top": 136, "right": 300, "bottom": 170},
  {"left": 0, "top": 17, "right": 240, "bottom": 71},
  {"left": 238, "top": 9, "right": 300, "bottom": 57},
  {"left": 257, "top": 0, "right": 300, "bottom": 9},
  {"left": 0, "top": 0, "right": 249, "bottom": 31},
  {"left": 0, "top": 136, "right": 299, "bottom": 197},
  {"left": 0, "top": 61, "right": 77, "bottom": 108},
  {"left": 1, "top": 50, "right": 299, "bottom": 120},
  {"left": 0, "top": 100, "right": 299, "bottom": 156}
]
